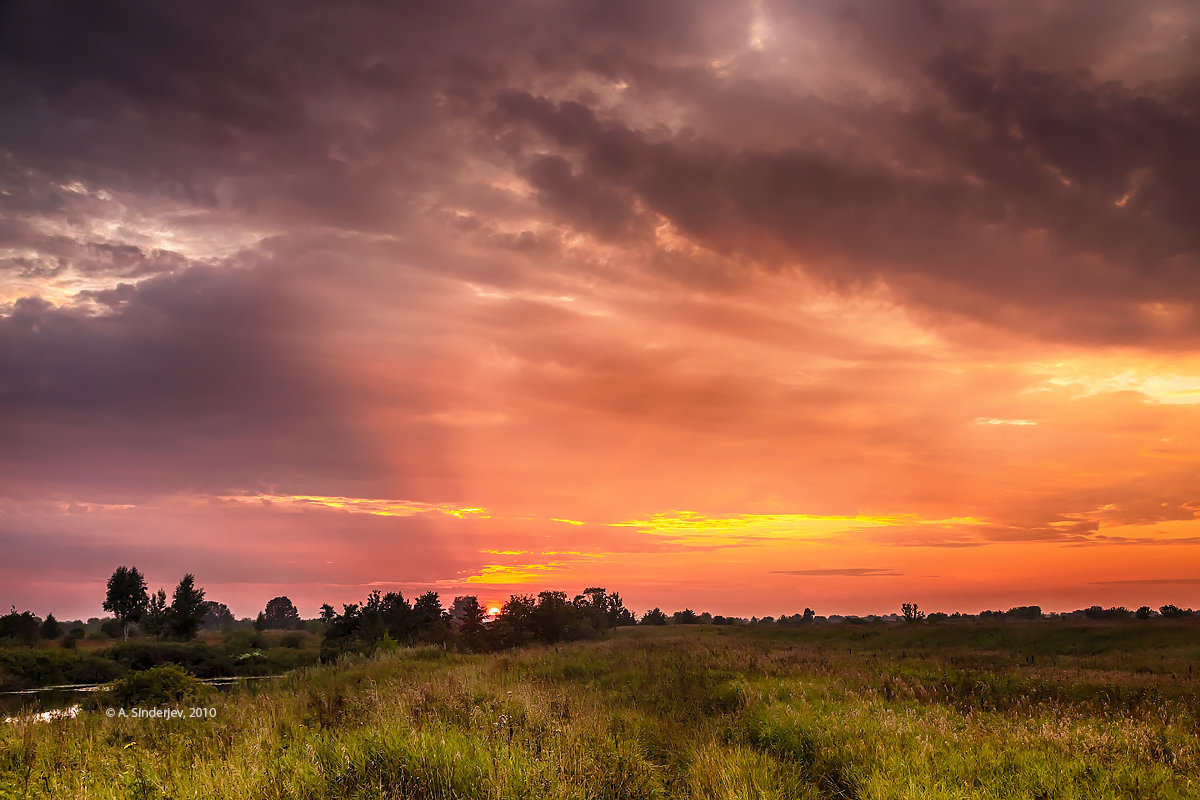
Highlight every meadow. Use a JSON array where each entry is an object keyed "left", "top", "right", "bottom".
[{"left": 1, "top": 621, "right": 1198, "bottom": 799}]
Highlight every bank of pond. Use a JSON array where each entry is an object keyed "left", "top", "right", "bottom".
[{"left": 0, "top": 632, "right": 320, "bottom": 702}]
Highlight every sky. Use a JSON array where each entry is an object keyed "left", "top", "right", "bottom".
[{"left": 2, "top": 1, "right": 1199, "bottom": 620}]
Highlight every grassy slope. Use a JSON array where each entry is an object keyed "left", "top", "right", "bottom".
[{"left": 2, "top": 622, "right": 1198, "bottom": 799}]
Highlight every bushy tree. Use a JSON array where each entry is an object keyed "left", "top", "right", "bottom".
[
  {"left": 142, "top": 589, "right": 169, "bottom": 638},
  {"left": 319, "top": 602, "right": 364, "bottom": 661},
  {"left": 495, "top": 594, "right": 537, "bottom": 646},
  {"left": 0, "top": 607, "right": 41, "bottom": 646},
  {"left": 606, "top": 591, "right": 636, "bottom": 626},
  {"left": 39, "top": 613, "right": 63, "bottom": 640},
  {"left": 1136, "top": 605, "right": 1153, "bottom": 620},
  {"left": 1005, "top": 606, "right": 1042, "bottom": 620},
  {"left": 201, "top": 601, "right": 235, "bottom": 631},
  {"left": 452, "top": 596, "right": 486, "bottom": 632},
  {"left": 380, "top": 591, "right": 413, "bottom": 640},
  {"left": 167, "top": 574, "right": 206, "bottom": 640},
  {"left": 452, "top": 595, "right": 488, "bottom": 647},
  {"left": 102, "top": 565, "right": 149, "bottom": 640},
  {"left": 901, "top": 603, "right": 925, "bottom": 623},
  {"left": 534, "top": 590, "right": 580, "bottom": 641},
  {"left": 320, "top": 585, "right": 639, "bottom": 658},
  {"left": 673, "top": 608, "right": 698, "bottom": 624},
  {"left": 413, "top": 591, "right": 449, "bottom": 642},
  {"left": 640, "top": 607, "right": 668, "bottom": 625},
  {"left": 263, "top": 596, "right": 301, "bottom": 629},
  {"left": 1084, "top": 605, "right": 1131, "bottom": 620}
]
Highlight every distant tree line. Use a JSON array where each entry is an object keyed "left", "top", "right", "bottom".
[
  {"left": 2, "top": 564, "right": 1198, "bottom": 653},
  {"left": 318, "top": 587, "right": 635, "bottom": 660}
]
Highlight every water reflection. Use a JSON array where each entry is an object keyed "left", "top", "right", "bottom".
[{"left": 1, "top": 676, "right": 273, "bottom": 721}]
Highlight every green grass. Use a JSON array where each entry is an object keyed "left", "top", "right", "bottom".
[
  {"left": 0, "top": 631, "right": 322, "bottom": 693},
  {"left": 2, "top": 621, "right": 1198, "bottom": 798}
]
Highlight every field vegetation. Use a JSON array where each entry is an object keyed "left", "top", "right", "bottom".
[
  {"left": 2, "top": 620, "right": 1198, "bottom": 799},
  {"left": 0, "top": 631, "right": 322, "bottom": 693}
]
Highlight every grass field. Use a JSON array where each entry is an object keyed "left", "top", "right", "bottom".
[{"left": 2, "top": 621, "right": 1198, "bottom": 799}]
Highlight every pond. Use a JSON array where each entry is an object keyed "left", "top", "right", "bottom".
[{"left": 1, "top": 676, "right": 277, "bottom": 721}]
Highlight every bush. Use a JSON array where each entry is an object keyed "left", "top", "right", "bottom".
[
  {"left": 223, "top": 630, "right": 265, "bottom": 653},
  {"left": 69, "top": 656, "right": 124, "bottom": 684},
  {"left": 88, "top": 663, "right": 211, "bottom": 708}
]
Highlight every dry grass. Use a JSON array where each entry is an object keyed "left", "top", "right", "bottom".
[{"left": 2, "top": 621, "right": 1198, "bottom": 798}]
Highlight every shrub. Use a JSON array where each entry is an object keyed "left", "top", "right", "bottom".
[
  {"left": 69, "top": 656, "right": 124, "bottom": 684},
  {"left": 88, "top": 663, "right": 211, "bottom": 708}
]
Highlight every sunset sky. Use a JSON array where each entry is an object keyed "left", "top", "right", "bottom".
[{"left": 2, "top": 1, "right": 1199, "bottom": 620}]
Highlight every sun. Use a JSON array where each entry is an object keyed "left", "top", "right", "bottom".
[{"left": 487, "top": 606, "right": 501, "bottom": 616}]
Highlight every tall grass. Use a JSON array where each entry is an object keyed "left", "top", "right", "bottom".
[{"left": 2, "top": 622, "right": 1197, "bottom": 798}]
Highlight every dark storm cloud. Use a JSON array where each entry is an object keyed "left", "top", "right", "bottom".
[
  {"left": 489, "top": 62, "right": 1200, "bottom": 343},
  {"left": 4, "top": 1, "right": 1192, "bottom": 345},
  {"left": 0, "top": 0, "right": 745, "bottom": 232},
  {"left": 0, "top": 261, "right": 384, "bottom": 498}
]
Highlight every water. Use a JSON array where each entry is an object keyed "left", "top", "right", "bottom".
[{"left": 1, "top": 676, "right": 276, "bottom": 722}]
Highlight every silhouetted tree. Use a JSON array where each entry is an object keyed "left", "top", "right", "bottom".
[
  {"left": 263, "top": 596, "right": 301, "bottom": 629},
  {"left": 640, "top": 607, "right": 668, "bottom": 625},
  {"left": 379, "top": 591, "right": 413, "bottom": 641},
  {"left": 0, "top": 607, "right": 40, "bottom": 646},
  {"left": 901, "top": 603, "right": 925, "bottom": 623},
  {"left": 142, "top": 589, "right": 169, "bottom": 638},
  {"left": 606, "top": 591, "right": 636, "bottom": 626},
  {"left": 320, "top": 602, "right": 365, "bottom": 661},
  {"left": 673, "top": 608, "right": 699, "bottom": 624},
  {"left": 452, "top": 596, "right": 487, "bottom": 647},
  {"left": 452, "top": 596, "right": 484, "bottom": 630},
  {"left": 574, "top": 587, "right": 608, "bottom": 628},
  {"left": 535, "top": 590, "right": 580, "bottom": 641},
  {"left": 1136, "top": 605, "right": 1153, "bottom": 620},
  {"left": 167, "top": 574, "right": 206, "bottom": 640},
  {"left": 1160, "top": 604, "right": 1193, "bottom": 619},
  {"left": 1005, "top": 606, "right": 1042, "bottom": 620},
  {"left": 1084, "top": 605, "right": 1131, "bottom": 620},
  {"left": 495, "top": 594, "right": 537, "bottom": 646},
  {"left": 356, "top": 591, "right": 387, "bottom": 643},
  {"left": 413, "top": 591, "right": 448, "bottom": 643},
  {"left": 39, "top": 613, "right": 63, "bottom": 640},
  {"left": 103, "top": 565, "right": 150, "bottom": 640},
  {"left": 201, "top": 601, "right": 235, "bottom": 631}
]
